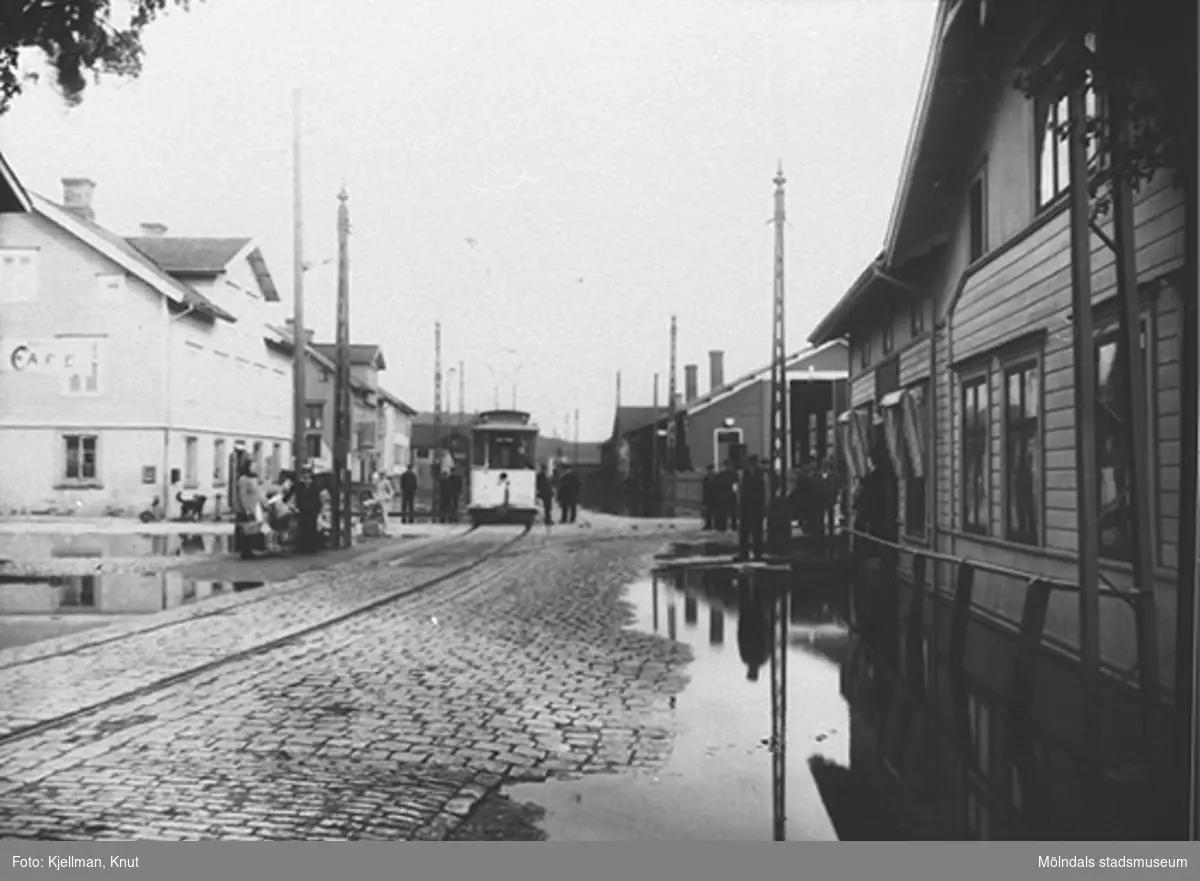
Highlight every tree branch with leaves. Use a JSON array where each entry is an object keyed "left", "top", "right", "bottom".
[{"left": 0, "top": 0, "right": 197, "bottom": 116}]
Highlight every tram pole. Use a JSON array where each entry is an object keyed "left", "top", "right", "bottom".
[
  {"left": 767, "top": 163, "right": 792, "bottom": 557},
  {"left": 333, "top": 186, "right": 353, "bottom": 549},
  {"left": 290, "top": 88, "right": 307, "bottom": 475}
]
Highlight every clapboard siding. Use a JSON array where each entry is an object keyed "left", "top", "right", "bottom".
[
  {"left": 899, "top": 337, "right": 931, "bottom": 385},
  {"left": 850, "top": 371, "right": 874, "bottom": 408},
  {"left": 935, "top": 326, "right": 952, "bottom": 533}
]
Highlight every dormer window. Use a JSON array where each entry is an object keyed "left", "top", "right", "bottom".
[{"left": 1034, "top": 32, "right": 1100, "bottom": 210}]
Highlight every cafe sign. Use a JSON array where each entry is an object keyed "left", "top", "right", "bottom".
[{"left": 1, "top": 338, "right": 101, "bottom": 376}]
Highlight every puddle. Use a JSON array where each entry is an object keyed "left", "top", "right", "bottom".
[
  {"left": 507, "top": 565, "right": 851, "bottom": 841},
  {"left": 0, "top": 575, "right": 267, "bottom": 650},
  {"left": 0, "top": 531, "right": 234, "bottom": 560}
]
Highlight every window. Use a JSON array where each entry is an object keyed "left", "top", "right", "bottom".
[
  {"left": 320, "top": 369, "right": 331, "bottom": 384},
  {"left": 305, "top": 434, "right": 322, "bottom": 460},
  {"left": 961, "top": 374, "right": 989, "bottom": 533},
  {"left": 416, "top": 448, "right": 430, "bottom": 460},
  {"left": 882, "top": 309, "right": 894, "bottom": 355},
  {"left": 272, "top": 442, "right": 282, "bottom": 478},
  {"left": 63, "top": 434, "right": 98, "bottom": 482},
  {"left": 252, "top": 441, "right": 263, "bottom": 475},
  {"left": 0, "top": 248, "right": 39, "bottom": 303},
  {"left": 859, "top": 334, "right": 872, "bottom": 369},
  {"left": 213, "top": 439, "right": 226, "bottom": 484},
  {"left": 1095, "top": 313, "right": 1155, "bottom": 563},
  {"left": 910, "top": 298, "right": 925, "bottom": 336},
  {"left": 305, "top": 402, "right": 325, "bottom": 430},
  {"left": 184, "top": 436, "right": 199, "bottom": 488},
  {"left": 969, "top": 175, "right": 987, "bottom": 263},
  {"left": 1004, "top": 361, "right": 1041, "bottom": 545},
  {"left": 904, "top": 383, "right": 929, "bottom": 538},
  {"left": 1035, "top": 35, "right": 1100, "bottom": 209},
  {"left": 61, "top": 337, "right": 102, "bottom": 396}
]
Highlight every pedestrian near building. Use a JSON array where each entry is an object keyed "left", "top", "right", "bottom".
[
  {"left": 537, "top": 465, "right": 555, "bottom": 526},
  {"left": 446, "top": 468, "right": 463, "bottom": 523},
  {"left": 559, "top": 465, "right": 581, "bottom": 524},
  {"left": 714, "top": 459, "right": 738, "bottom": 532},
  {"left": 399, "top": 465, "right": 417, "bottom": 523},
  {"left": 737, "top": 455, "right": 767, "bottom": 562},
  {"left": 235, "top": 458, "right": 265, "bottom": 560},
  {"left": 701, "top": 464, "right": 716, "bottom": 530},
  {"left": 295, "top": 466, "right": 321, "bottom": 554},
  {"left": 374, "top": 471, "right": 394, "bottom": 534}
]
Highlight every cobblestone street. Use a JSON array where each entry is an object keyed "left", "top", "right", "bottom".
[{"left": 0, "top": 519, "right": 700, "bottom": 841}]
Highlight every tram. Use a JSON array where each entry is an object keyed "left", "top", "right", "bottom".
[{"left": 468, "top": 409, "right": 540, "bottom": 527}]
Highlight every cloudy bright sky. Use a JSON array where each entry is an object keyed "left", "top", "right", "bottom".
[{"left": 0, "top": 0, "right": 936, "bottom": 441}]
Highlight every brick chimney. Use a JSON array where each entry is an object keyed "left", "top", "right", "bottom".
[
  {"left": 684, "top": 364, "right": 698, "bottom": 402},
  {"left": 284, "top": 318, "right": 315, "bottom": 345},
  {"left": 139, "top": 222, "right": 168, "bottom": 237},
  {"left": 708, "top": 350, "right": 725, "bottom": 391},
  {"left": 61, "top": 177, "right": 96, "bottom": 222}
]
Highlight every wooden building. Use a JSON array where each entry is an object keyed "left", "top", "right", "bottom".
[{"left": 809, "top": 0, "right": 1194, "bottom": 838}]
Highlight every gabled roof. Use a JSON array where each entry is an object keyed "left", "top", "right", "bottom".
[
  {"left": 312, "top": 343, "right": 387, "bottom": 370},
  {"left": 0, "top": 153, "right": 32, "bottom": 213},
  {"left": 378, "top": 388, "right": 416, "bottom": 416},
  {"left": 29, "top": 192, "right": 235, "bottom": 322},
  {"left": 265, "top": 325, "right": 381, "bottom": 401},
  {"left": 686, "top": 340, "right": 849, "bottom": 415},
  {"left": 127, "top": 237, "right": 281, "bottom": 303},
  {"left": 610, "top": 406, "right": 668, "bottom": 441}
]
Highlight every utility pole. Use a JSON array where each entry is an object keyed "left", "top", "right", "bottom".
[
  {"left": 767, "top": 162, "right": 792, "bottom": 555},
  {"left": 651, "top": 372, "right": 659, "bottom": 516},
  {"left": 1066, "top": 75, "right": 1103, "bottom": 827},
  {"left": 1100, "top": 13, "right": 1162, "bottom": 804},
  {"left": 573, "top": 408, "right": 579, "bottom": 466},
  {"left": 666, "top": 315, "right": 678, "bottom": 517},
  {"left": 291, "top": 88, "right": 307, "bottom": 473},
  {"left": 459, "top": 360, "right": 465, "bottom": 423},
  {"left": 433, "top": 321, "right": 442, "bottom": 520},
  {"left": 332, "top": 186, "right": 353, "bottom": 549}
]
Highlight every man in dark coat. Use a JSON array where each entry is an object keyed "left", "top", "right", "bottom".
[
  {"left": 736, "top": 571, "right": 774, "bottom": 681},
  {"left": 294, "top": 466, "right": 321, "bottom": 554},
  {"left": 536, "top": 465, "right": 555, "bottom": 526},
  {"left": 446, "top": 467, "right": 463, "bottom": 523},
  {"left": 714, "top": 460, "right": 737, "bottom": 532},
  {"left": 399, "top": 465, "right": 417, "bottom": 523},
  {"left": 701, "top": 464, "right": 717, "bottom": 530},
  {"left": 737, "top": 455, "right": 768, "bottom": 562},
  {"left": 559, "top": 465, "right": 581, "bottom": 523}
]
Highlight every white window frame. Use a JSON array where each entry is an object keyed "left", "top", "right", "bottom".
[
  {"left": 60, "top": 432, "right": 100, "bottom": 486},
  {"left": 184, "top": 436, "right": 199, "bottom": 488},
  {"left": 713, "top": 427, "right": 743, "bottom": 470}
]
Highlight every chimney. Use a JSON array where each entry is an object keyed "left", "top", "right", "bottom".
[
  {"left": 284, "top": 318, "right": 315, "bottom": 346},
  {"left": 708, "top": 350, "right": 725, "bottom": 391},
  {"left": 139, "top": 222, "right": 168, "bottom": 237},
  {"left": 61, "top": 177, "right": 96, "bottom": 223},
  {"left": 684, "top": 364, "right": 698, "bottom": 403}
]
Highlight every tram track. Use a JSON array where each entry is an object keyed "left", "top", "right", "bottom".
[{"left": 0, "top": 526, "right": 530, "bottom": 749}]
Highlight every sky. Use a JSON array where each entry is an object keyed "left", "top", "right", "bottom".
[{"left": 0, "top": 0, "right": 937, "bottom": 441}]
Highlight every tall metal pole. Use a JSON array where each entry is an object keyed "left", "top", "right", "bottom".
[
  {"left": 770, "top": 582, "right": 789, "bottom": 840},
  {"left": 666, "top": 315, "right": 678, "bottom": 516},
  {"left": 1066, "top": 78, "right": 1104, "bottom": 822},
  {"left": 651, "top": 373, "right": 659, "bottom": 515},
  {"left": 573, "top": 408, "right": 580, "bottom": 466},
  {"left": 291, "top": 89, "right": 307, "bottom": 472},
  {"left": 768, "top": 163, "right": 792, "bottom": 555},
  {"left": 333, "top": 186, "right": 353, "bottom": 549},
  {"left": 433, "top": 322, "right": 442, "bottom": 519},
  {"left": 459, "top": 360, "right": 465, "bottom": 423}
]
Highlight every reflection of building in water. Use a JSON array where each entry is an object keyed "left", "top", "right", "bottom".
[
  {"left": 684, "top": 595, "right": 697, "bottom": 626},
  {"left": 667, "top": 597, "right": 677, "bottom": 642}
]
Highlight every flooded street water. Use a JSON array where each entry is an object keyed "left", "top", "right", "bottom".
[
  {"left": 0, "top": 531, "right": 263, "bottom": 652},
  {"left": 507, "top": 564, "right": 852, "bottom": 841}
]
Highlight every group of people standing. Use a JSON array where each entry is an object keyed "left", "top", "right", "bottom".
[
  {"left": 536, "top": 463, "right": 582, "bottom": 526},
  {"left": 232, "top": 455, "right": 325, "bottom": 558},
  {"left": 701, "top": 456, "right": 770, "bottom": 561}
]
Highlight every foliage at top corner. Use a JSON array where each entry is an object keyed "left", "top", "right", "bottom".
[
  {"left": 1011, "top": 0, "right": 1195, "bottom": 217},
  {"left": 0, "top": 0, "right": 196, "bottom": 116}
]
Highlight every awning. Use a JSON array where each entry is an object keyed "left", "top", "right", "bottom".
[{"left": 880, "top": 390, "right": 906, "bottom": 408}]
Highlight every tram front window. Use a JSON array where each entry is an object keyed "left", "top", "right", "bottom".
[{"left": 487, "top": 433, "right": 536, "bottom": 470}]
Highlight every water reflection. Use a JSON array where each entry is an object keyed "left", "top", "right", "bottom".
[
  {"left": 0, "top": 571, "right": 265, "bottom": 616},
  {"left": 0, "top": 532, "right": 234, "bottom": 561}
]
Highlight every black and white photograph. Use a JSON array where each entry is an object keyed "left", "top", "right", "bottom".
[{"left": 0, "top": 0, "right": 1196, "bottom": 847}]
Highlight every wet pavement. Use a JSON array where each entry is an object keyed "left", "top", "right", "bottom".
[{"left": 505, "top": 564, "right": 851, "bottom": 841}]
